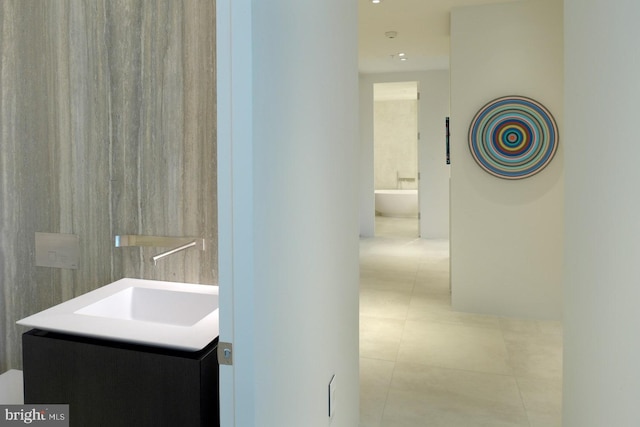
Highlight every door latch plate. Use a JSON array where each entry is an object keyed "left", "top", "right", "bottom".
[{"left": 218, "top": 342, "right": 233, "bottom": 365}]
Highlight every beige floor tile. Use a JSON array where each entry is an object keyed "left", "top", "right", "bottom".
[
  {"left": 360, "top": 276, "right": 415, "bottom": 293},
  {"left": 381, "top": 363, "right": 529, "bottom": 427},
  {"left": 358, "top": 222, "right": 562, "bottom": 426},
  {"left": 397, "top": 320, "right": 511, "bottom": 375},
  {"left": 359, "top": 358, "right": 395, "bottom": 427},
  {"left": 499, "top": 317, "right": 542, "bottom": 334},
  {"left": 408, "top": 295, "right": 502, "bottom": 329},
  {"left": 360, "top": 289, "right": 412, "bottom": 320},
  {"left": 360, "top": 316, "right": 405, "bottom": 361},
  {"left": 374, "top": 216, "right": 420, "bottom": 238},
  {"left": 516, "top": 376, "right": 562, "bottom": 426},
  {"left": 360, "top": 256, "right": 419, "bottom": 270},
  {"left": 527, "top": 412, "right": 562, "bottom": 427},
  {"left": 361, "top": 242, "right": 432, "bottom": 261},
  {"left": 413, "top": 274, "right": 450, "bottom": 295},
  {"left": 416, "top": 258, "right": 450, "bottom": 275},
  {"left": 537, "top": 320, "right": 563, "bottom": 337},
  {"left": 503, "top": 329, "right": 563, "bottom": 381},
  {"left": 360, "top": 268, "right": 416, "bottom": 293},
  {"left": 360, "top": 255, "right": 422, "bottom": 273}
]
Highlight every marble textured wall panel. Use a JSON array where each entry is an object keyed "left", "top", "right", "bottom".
[
  {"left": 374, "top": 99, "right": 418, "bottom": 190},
  {"left": 0, "top": 0, "right": 216, "bottom": 371}
]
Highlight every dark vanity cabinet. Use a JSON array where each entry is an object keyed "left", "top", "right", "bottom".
[{"left": 22, "top": 329, "right": 219, "bottom": 427}]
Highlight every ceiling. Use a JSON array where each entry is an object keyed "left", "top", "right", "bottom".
[{"left": 358, "top": 0, "right": 519, "bottom": 74}]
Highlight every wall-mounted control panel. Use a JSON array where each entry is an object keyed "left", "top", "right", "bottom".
[{"left": 35, "top": 232, "right": 80, "bottom": 270}]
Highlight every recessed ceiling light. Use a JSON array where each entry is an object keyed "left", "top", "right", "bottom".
[
  {"left": 371, "top": 0, "right": 382, "bottom": 3},
  {"left": 390, "top": 53, "right": 408, "bottom": 62}
]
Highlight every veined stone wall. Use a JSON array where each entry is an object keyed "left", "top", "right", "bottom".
[{"left": 0, "top": 0, "right": 216, "bottom": 371}]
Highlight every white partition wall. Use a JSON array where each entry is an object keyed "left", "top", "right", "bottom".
[
  {"left": 564, "top": 1, "right": 640, "bottom": 425},
  {"left": 449, "top": 0, "right": 564, "bottom": 319},
  {"left": 217, "top": 1, "right": 360, "bottom": 425}
]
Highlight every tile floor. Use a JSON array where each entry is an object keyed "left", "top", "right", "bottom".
[
  {"left": 359, "top": 217, "right": 563, "bottom": 427},
  {"left": 0, "top": 369, "right": 23, "bottom": 404}
]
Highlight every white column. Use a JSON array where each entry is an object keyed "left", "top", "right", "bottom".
[
  {"left": 564, "top": 1, "right": 640, "bottom": 425},
  {"left": 218, "top": 0, "right": 360, "bottom": 426}
]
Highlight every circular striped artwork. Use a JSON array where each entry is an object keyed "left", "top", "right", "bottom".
[{"left": 468, "top": 95, "right": 558, "bottom": 179}]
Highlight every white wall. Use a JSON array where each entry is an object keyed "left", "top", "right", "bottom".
[
  {"left": 217, "top": 1, "right": 360, "bottom": 426},
  {"left": 449, "top": 0, "right": 563, "bottom": 319},
  {"left": 360, "top": 71, "right": 450, "bottom": 238},
  {"left": 420, "top": 72, "right": 451, "bottom": 239},
  {"left": 564, "top": 1, "right": 640, "bottom": 425}
]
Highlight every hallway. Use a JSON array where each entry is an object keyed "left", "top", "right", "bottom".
[{"left": 359, "top": 217, "right": 562, "bottom": 426}]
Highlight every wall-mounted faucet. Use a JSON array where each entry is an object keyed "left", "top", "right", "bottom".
[
  {"left": 396, "top": 171, "right": 416, "bottom": 189},
  {"left": 151, "top": 240, "right": 198, "bottom": 265},
  {"left": 115, "top": 235, "right": 206, "bottom": 265}
]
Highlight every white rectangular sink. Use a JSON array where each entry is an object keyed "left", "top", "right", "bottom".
[
  {"left": 17, "top": 278, "right": 219, "bottom": 351},
  {"left": 75, "top": 287, "right": 218, "bottom": 326}
]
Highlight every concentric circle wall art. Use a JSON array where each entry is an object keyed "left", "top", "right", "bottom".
[{"left": 468, "top": 95, "right": 558, "bottom": 179}]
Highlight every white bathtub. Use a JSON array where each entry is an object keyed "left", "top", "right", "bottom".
[{"left": 374, "top": 189, "right": 418, "bottom": 218}]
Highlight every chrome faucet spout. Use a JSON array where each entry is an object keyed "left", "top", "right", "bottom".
[
  {"left": 114, "top": 235, "right": 205, "bottom": 264},
  {"left": 151, "top": 240, "right": 197, "bottom": 265}
]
